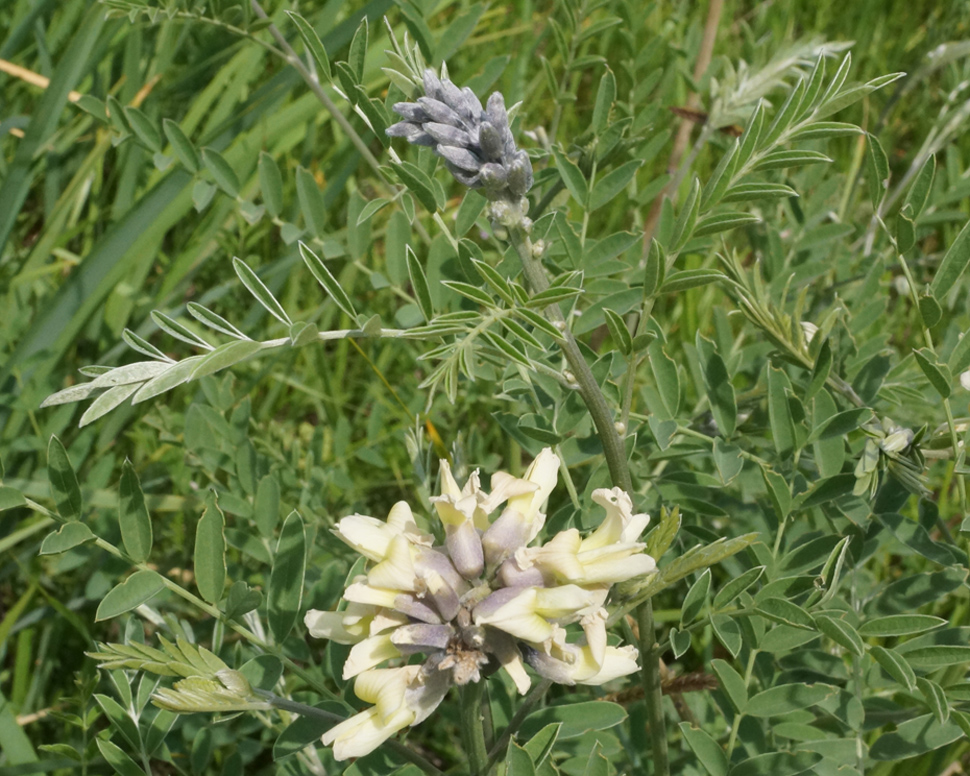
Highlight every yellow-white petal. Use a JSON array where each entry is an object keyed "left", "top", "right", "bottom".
[
  {"left": 526, "top": 529, "right": 585, "bottom": 581},
  {"left": 322, "top": 705, "right": 415, "bottom": 761},
  {"left": 576, "top": 645, "right": 639, "bottom": 685},
  {"left": 354, "top": 666, "right": 421, "bottom": 721},
  {"left": 304, "top": 608, "right": 370, "bottom": 644},
  {"left": 506, "top": 448, "right": 560, "bottom": 521},
  {"left": 343, "top": 634, "right": 400, "bottom": 679},
  {"left": 438, "top": 459, "right": 462, "bottom": 497},
  {"left": 474, "top": 588, "right": 553, "bottom": 644},
  {"left": 343, "top": 582, "right": 401, "bottom": 608},
  {"left": 501, "top": 651, "right": 532, "bottom": 695},
  {"left": 368, "top": 534, "right": 419, "bottom": 591},
  {"left": 581, "top": 609, "right": 608, "bottom": 668},
  {"left": 583, "top": 488, "right": 650, "bottom": 550},
  {"left": 534, "top": 585, "right": 607, "bottom": 618},
  {"left": 333, "top": 514, "right": 394, "bottom": 562},
  {"left": 580, "top": 549, "right": 655, "bottom": 584}
]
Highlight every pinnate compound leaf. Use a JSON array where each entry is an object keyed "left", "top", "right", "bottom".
[
  {"left": 931, "top": 218, "right": 970, "bottom": 299},
  {"left": 299, "top": 242, "right": 359, "bottom": 320},
  {"left": 191, "top": 341, "right": 267, "bottom": 380},
  {"left": 870, "top": 645, "right": 916, "bottom": 690},
  {"left": 728, "top": 752, "right": 822, "bottom": 776},
  {"left": 913, "top": 348, "right": 952, "bottom": 398},
  {"left": 679, "top": 723, "right": 728, "bottom": 776},
  {"left": 869, "top": 713, "right": 964, "bottom": 760},
  {"left": 858, "top": 615, "right": 946, "bottom": 637},
  {"left": 745, "top": 683, "right": 838, "bottom": 717},
  {"left": 713, "top": 565, "right": 764, "bottom": 609},
  {"left": 96, "top": 570, "right": 165, "bottom": 621},
  {"left": 519, "top": 701, "right": 626, "bottom": 740},
  {"left": 505, "top": 741, "right": 536, "bottom": 776},
  {"left": 39, "top": 522, "right": 95, "bottom": 555},
  {"left": 407, "top": 246, "right": 434, "bottom": 321},
  {"left": 233, "top": 258, "right": 292, "bottom": 326},
  {"left": 195, "top": 492, "right": 227, "bottom": 604},
  {"left": 48, "top": 436, "right": 81, "bottom": 520},
  {"left": 163, "top": 118, "right": 200, "bottom": 172},
  {"left": 79, "top": 383, "right": 141, "bottom": 427},
  {"left": 285, "top": 11, "right": 332, "bottom": 82},
  {"left": 815, "top": 614, "right": 864, "bottom": 656},
  {"left": 119, "top": 461, "right": 153, "bottom": 563},
  {"left": 268, "top": 511, "right": 307, "bottom": 642},
  {"left": 201, "top": 148, "right": 240, "bottom": 197}
]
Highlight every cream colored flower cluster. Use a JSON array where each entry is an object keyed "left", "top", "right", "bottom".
[{"left": 304, "top": 449, "right": 655, "bottom": 760}]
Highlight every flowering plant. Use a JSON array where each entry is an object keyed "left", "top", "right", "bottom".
[
  {"left": 9, "top": 1, "right": 970, "bottom": 775},
  {"left": 308, "top": 449, "right": 653, "bottom": 759}
]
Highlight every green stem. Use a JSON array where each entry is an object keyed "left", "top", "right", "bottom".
[
  {"left": 638, "top": 600, "right": 669, "bottom": 776},
  {"left": 248, "top": 0, "right": 386, "bottom": 184},
  {"left": 507, "top": 225, "right": 633, "bottom": 493},
  {"left": 461, "top": 682, "right": 489, "bottom": 776}
]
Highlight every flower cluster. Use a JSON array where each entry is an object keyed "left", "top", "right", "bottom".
[
  {"left": 387, "top": 68, "right": 534, "bottom": 200},
  {"left": 305, "top": 449, "right": 655, "bottom": 760}
]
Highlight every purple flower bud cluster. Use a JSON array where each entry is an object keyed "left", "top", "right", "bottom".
[{"left": 387, "top": 68, "right": 534, "bottom": 199}]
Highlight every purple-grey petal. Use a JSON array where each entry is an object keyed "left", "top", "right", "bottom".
[
  {"left": 422, "top": 68, "right": 443, "bottom": 101},
  {"left": 522, "top": 645, "right": 574, "bottom": 684},
  {"left": 391, "top": 623, "right": 454, "bottom": 654},
  {"left": 415, "top": 548, "right": 467, "bottom": 594},
  {"left": 479, "top": 163, "right": 508, "bottom": 190},
  {"left": 507, "top": 152, "right": 534, "bottom": 196},
  {"left": 437, "top": 145, "right": 482, "bottom": 173},
  {"left": 445, "top": 163, "right": 482, "bottom": 188},
  {"left": 498, "top": 557, "right": 546, "bottom": 588},
  {"left": 478, "top": 123, "right": 505, "bottom": 162},
  {"left": 485, "top": 92, "right": 509, "bottom": 132},
  {"left": 424, "top": 122, "right": 471, "bottom": 147},
  {"left": 394, "top": 594, "right": 442, "bottom": 624},
  {"left": 481, "top": 507, "right": 530, "bottom": 568},
  {"left": 392, "top": 102, "right": 429, "bottom": 122},
  {"left": 446, "top": 520, "right": 484, "bottom": 580},
  {"left": 439, "top": 79, "right": 468, "bottom": 116},
  {"left": 462, "top": 87, "right": 484, "bottom": 119},
  {"left": 472, "top": 586, "right": 526, "bottom": 620},
  {"left": 418, "top": 96, "right": 462, "bottom": 126}
]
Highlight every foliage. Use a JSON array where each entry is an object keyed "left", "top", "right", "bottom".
[{"left": 3, "top": 0, "right": 970, "bottom": 775}]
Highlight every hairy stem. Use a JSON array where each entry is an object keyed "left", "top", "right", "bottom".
[
  {"left": 249, "top": 0, "right": 386, "bottom": 183},
  {"left": 638, "top": 600, "right": 670, "bottom": 776},
  {"left": 460, "top": 681, "right": 489, "bottom": 776},
  {"left": 507, "top": 225, "right": 633, "bottom": 493}
]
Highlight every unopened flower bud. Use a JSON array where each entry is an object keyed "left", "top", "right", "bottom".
[{"left": 387, "top": 68, "right": 534, "bottom": 200}]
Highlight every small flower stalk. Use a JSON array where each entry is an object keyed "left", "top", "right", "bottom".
[
  {"left": 387, "top": 67, "right": 535, "bottom": 236},
  {"left": 305, "top": 448, "right": 655, "bottom": 761}
]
